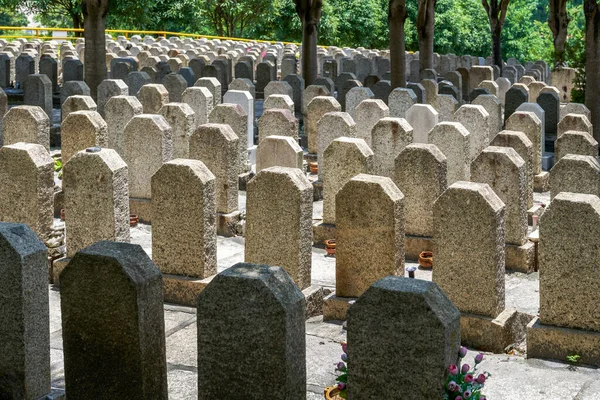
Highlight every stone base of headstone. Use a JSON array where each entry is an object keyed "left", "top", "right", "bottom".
[
  {"left": 527, "top": 204, "right": 545, "bottom": 225},
  {"left": 217, "top": 210, "right": 241, "bottom": 237},
  {"left": 53, "top": 190, "right": 64, "bottom": 218},
  {"left": 534, "top": 171, "right": 550, "bottom": 192},
  {"left": 323, "top": 292, "right": 356, "bottom": 321},
  {"left": 312, "top": 222, "right": 336, "bottom": 246},
  {"left": 505, "top": 241, "right": 536, "bottom": 273},
  {"left": 52, "top": 256, "right": 70, "bottom": 287},
  {"left": 303, "top": 285, "right": 325, "bottom": 319},
  {"left": 461, "top": 308, "right": 534, "bottom": 353},
  {"left": 238, "top": 171, "right": 255, "bottom": 191},
  {"left": 542, "top": 154, "right": 554, "bottom": 171},
  {"left": 39, "top": 388, "right": 66, "bottom": 400},
  {"left": 163, "top": 274, "right": 215, "bottom": 306},
  {"left": 312, "top": 180, "right": 323, "bottom": 201},
  {"left": 527, "top": 317, "right": 600, "bottom": 367},
  {"left": 130, "top": 197, "right": 152, "bottom": 223},
  {"left": 405, "top": 235, "right": 433, "bottom": 261}
]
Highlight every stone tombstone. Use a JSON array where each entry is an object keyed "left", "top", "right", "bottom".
[
  {"left": 317, "top": 111, "right": 357, "bottom": 178},
  {"left": 558, "top": 113, "right": 593, "bottom": 138},
  {"left": 345, "top": 87, "right": 374, "bottom": 120},
  {"left": 302, "top": 84, "right": 329, "bottom": 116},
  {"left": 354, "top": 99, "right": 389, "bottom": 148},
  {"left": 97, "top": 79, "right": 129, "bottom": 117},
  {"left": 61, "top": 110, "right": 108, "bottom": 164},
  {"left": 209, "top": 103, "right": 248, "bottom": 172},
  {"left": 0, "top": 88, "right": 6, "bottom": 144},
  {"left": 60, "top": 80, "right": 90, "bottom": 108},
  {"left": 229, "top": 77, "right": 256, "bottom": 100},
  {"left": 371, "top": 117, "right": 413, "bottom": 178},
  {"left": 38, "top": 56, "right": 58, "bottom": 92},
  {"left": 555, "top": 131, "right": 599, "bottom": 162},
  {"left": 560, "top": 103, "right": 591, "bottom": 122},
  {"left": 429, "top": 122, "right": 471, "bottom": 184},
  {"left": 202, "top": 63, "right": 227, "bottom": 92},
  {"left": 63, "top": 148, "right": 130, "bottom": 257},
  {"left": 161, "top": 73, "right": 188, "bottom": 102},
  {"left": 111, "top": 61, "right": 132, "bottom": 81},
  {"left": 539, "top": 192, "right": 600, "bottom": 331},
  {"left": 388, "top": 87, "right": 417, "bottom": 119},
  {"left": 0, "top": 54, "right": 10, "bottom": 88},
  {"left": 405, "top": 104, "right": 439, "bottom": 143},
  {"left": 537, "top": 87, "right": 560, "bottom": 136},
  {"left": 3, "top": 105, "right": 50, "bottom": 150},
  {"left": 264, "top": 94, "right": 295, "bottom": 115},
  {"left": 283, "top": 74, "right": 305, "bottom": 114},
  {"left": 420, "top": 79, "right": 438, "bottom": 104},
  {"left": 454, "top": 104, "right": 491, "bottom": 161},
  {"left": 197, "top": 263, "right": 306, "bottom": 400},
  {"left": 444, "top": 71, "right": 463, "bottom": 103},
  {"left": 314, "top": 77, "right": 335, "bottom": 94},
  {"left": 104, "top": 95, "right": 143, "bottom": 158},
  {"left": 60, "top": 242, "right": 168, "bottom": 399},
  {"left": 195, "top": 77, "right": 222, "bottom": 106},
  {"left": 141, "top": 66, "right": 158, "bottom": 83},
  {"left": 178, "top": 67, "right": 196, "bottom": 87},
  {"left": 213, "top": 58, "right": 231, "bottom": 88},
  {"left": 264, "top": 80, "right": 294, "bottom": 102},
  {"left": 506, "top": 111, "right": 543, "bottom": 175},
  {"left": 371, "top": 80, "right": 393, "bottom": 103},
  {"left": 457, "top": 67, "right": 470, "bottom": 100},
  {"left": 256, "top": 135, "right": 303, "bottom": 173},
  {"left": 258, "top": 108, "right": 298, "bottom": 144},
  {"left": 472, "top": 94, "right": 503, "bottom": 137},
  {"left": 336, "top": 174, "right": 404, "bottom": 297},
  {"left": 23, "top": 74, "right": 53, "bottom": 118},
  {"left": 189, "top": 123, "right": 239, "bottom": 214},
  {"left": 528, "top": 81, "right": 546, "bottom": 103},
  {"left": 152, "top": 159, "right": 216, "bottom": 278},
  {"left": 471, "top": 146, "right": 527, "bottom": 246},
  {"left": 0, "top": 222, "right": 51, "bottom": 400},
  {"left": 126, "top": 71, "right": 152, "bottom": 96},
  {"left": 491, "top": 130, "right": 535, "bottom": 208},
  {"left": 478, "top": 80, "right": 499, "bottom": 97},
  {"left": 223, "top": 90, "right": 254, "bottom": 149},
  {"left": 549, "top": 155, "right": 600, "bottom": 199},
  {"left": 136, "top": 83, "right": 169, "bottom": 114},
  {"left": 15, "top": 54, "right": 34, "bottom": 84},
  {"left": 189, "top": 57, "right": 206, "bottom": 79},
  {"left": 124, "top": 114, "right": 173, "bottom": 199},
  {"left": 159, "top": 102, "right": 195, "bottom": 159},
  {"left": 307, "top": 96, "right": 342, "bottom": 154},
  {"left": 322, "top": 137, "right": 373, "bottom": 225},
  {"left": 61, "top": 94, "right": 97, "bottom": 122},
  {"left": 504, "top": 83, "right": 529, "bottom": 122},
  {"left": 63, "top": 58, "right": 84, "bottom": 83},
  {"left": 256, "top": 61, "right": 276, "bottom": 96},
  {"left": 245, "top": 167, "right": 312, "bottom": 289},
  {"left": 432, "top": 93, "right": 459, "bottom": 122},
  {"left": 433, "top": 181, "right": 505, "bottom": 317},
  {"left": 495, "top": 77, "right": 511, "bottom": 103},
  {"left": 346, "top": 277, "right": 460, "bottom": 399},
  {"left": 394, "top": 144, "right": 447, "bottom": 238},
  {"left": 234, "top": 60, "right": 253, "bottom": 81},
  {"left": 182, "top": 86, "right": 214, "bottom": 129}
]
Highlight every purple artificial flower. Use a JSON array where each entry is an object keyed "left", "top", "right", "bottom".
[
  {"left": 459, "top": 346, "right": 468, "bottom": 358},
  {"left": 464, "top": 374, "right": 474, "bottom": 383},
  {"left": 455, "top": 397, "right": 463, "bottom": 400},
  {"left": 447, "top": 381, "right": 458, "bottom": 392},
  {"left": 475, "top": 353, "right": 484, "bottom": 364},
  {"left": 461, "top": 363, "right": 470, "bottom": 374},
  {"left": 448, "top": 364, "right": 458, "bottom": 375},
  {"left": 463, "top": 390, "right": 472, "bottom": 398},
  {"left": 341, "top": 353, "right": 347, "bottom": 362},
  {"left": 337, "top": 382, "right": 346, "bottom": 390},
  {"left": 341, "top": 342, "right": 348, "bottom": 353},
  {"left": 476, "top": 374, "right": 486, "bottom": 384},
  {"left": 336, "top": 362, "right": 346, "bottom": 371}
]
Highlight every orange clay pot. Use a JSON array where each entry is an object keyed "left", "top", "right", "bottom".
[
  {"left": 325, "top": 239, "right": 336, "bottom": 256},
  {"left": 324, "top": 386, "right": 343, "bottom": 399},
  {"left": 418, "top": 251, "right": 433, "bottom": 269}
]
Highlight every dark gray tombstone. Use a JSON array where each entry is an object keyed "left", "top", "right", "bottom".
[
  {"left": 39, "top": 56, "right": 58, "bottom": 92},
  {"left": 457, "top": 67, "right": 470, "bottom": 101},
  {"left": 347, "top": 276, "right": 461, "bottom": 399},
  {"left": 372, "top": 80, "right": 392, "bottom": 104},
  {"left": 110, "top": 57, "right": 138, "bottom": 73},
  {"left": 178, "top": 67, "right": 196, "bottom": 87},
  {"left": 256, "top": 61, "right": 276, "bottom": 98},
  {"left": 141, "top": 66, "right": 158, "bottom": 83},
  {"left": 505, "top": 84, "right": 530, "bottom": 123},
  {"left": 0, "top": 54, "right": 10, "bottom": 88},
  {"left": 62, "top": 58, "right": 84, "bottom": 83},
  {"left": 212, "top": 59, "right": 231, "bottom": 89},
  {"left": 537, "top": 90, "right": 560, "bottom": 135},
  {"left": 356, "top": 57, "right": 371, "bottom": 82},
  {"left": 15, "top": 54, "right": 35, "bottom": 85},
  {"left": 189, "top": 57, "right": 206, "bottom": 80},
  {"left": 197, "top": 263, "right": 306, "bottom": 400},
  {"left": 444, "top": 72, "right": 462, "bottom": 103},
  {"left": 470, "top": 87, "right": 491, "bottom": 102},
  {"left": 409, "top": 59, "right": 420, "bottom": 83},
  {"left": 156, "top": 61, "right": 171, "bottom": 83},
  {"left": 341, "top": 57, "right": 357, "bottom": 75},
  {"left": 0, "top": 222, "right": 51, "bottom": 399},
  {"left": 23, "top": 74, "right": 53, "bottom": 118},
  {"left": 283, "top": 74, "right": 305, "bottom": 114},
  {"left": 111, "top": 61, "right": 132, "bottom": 81},
  {"left": 126, "top": 71, "right": 152, "bottom": 96},
  {"left": 341, "top": 79, "right": 362, "bottom": 111},
  {"left": 314, "top": 77, "right": 335, "bottom": 94},
  {"left": 492, "top": 65, "right": 500, "bottom": 80},
  {"left": 335, "top": 71, "right": 357, "bottom": 93},
  {"left": 161, "top": 73, "right": 188, "bottom": 102},
  {"left": 439, "top": 82, "right": 459, "bottom": 101},
  {"left": 60, "top": 80, "right": 90, "bottom": 107},
  {"left": 363, "top": 74, "right": 380, "bottom": 89},
  {"left": 60, "top": 241, "right": 168, "bottom": 400},
  {"left": 203, "top": 63, "right": 227, "bottom": 93},
  {"left": 375, "top": 57, "right": 391, "bottom": 78},
  {"left": 323, "top": 59, "right": 338, "bottom": 79},
  {"left": 407, "top": 82, "right": 426, "bottom": 104},
  {"left": 502, "top": 65, "right": 517, "bottom": 83},
  {"left": 235, "top": 60, "right": 253, "bottom": 81},
  {"left": 421, "top": 68, "right": 437, "bottom": 81}
]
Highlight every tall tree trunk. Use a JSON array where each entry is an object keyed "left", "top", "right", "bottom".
[
  {"left": 72, "top": 13, "right": 83, "bottom": 38},
  {"left": 417, "top": 0, "right": 436, "bottom": 72},
  {"left": 549, "top": 0, "right": 570, "bottom": 67},
  {"left": 295, "top": 0, "right": 322, "bottom": 86},
  {"left": 491, "top": 21, "right": 503, "bottom": 70},
  {"left": 482, "top": 0, "right": 510, "bottom": 72},
  {"left": 83, "top": 0, "right": 109, "bottom": 101},
  {"left": 389, "top": 0, "right": 407, "bottom": 89},
  {"left": 584, "top": 0, "right": 600, "bottom": 143}
]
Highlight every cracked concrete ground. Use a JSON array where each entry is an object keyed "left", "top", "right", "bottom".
[{"left": 47, "top": 193, "right": 600, "bottom": 399}]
